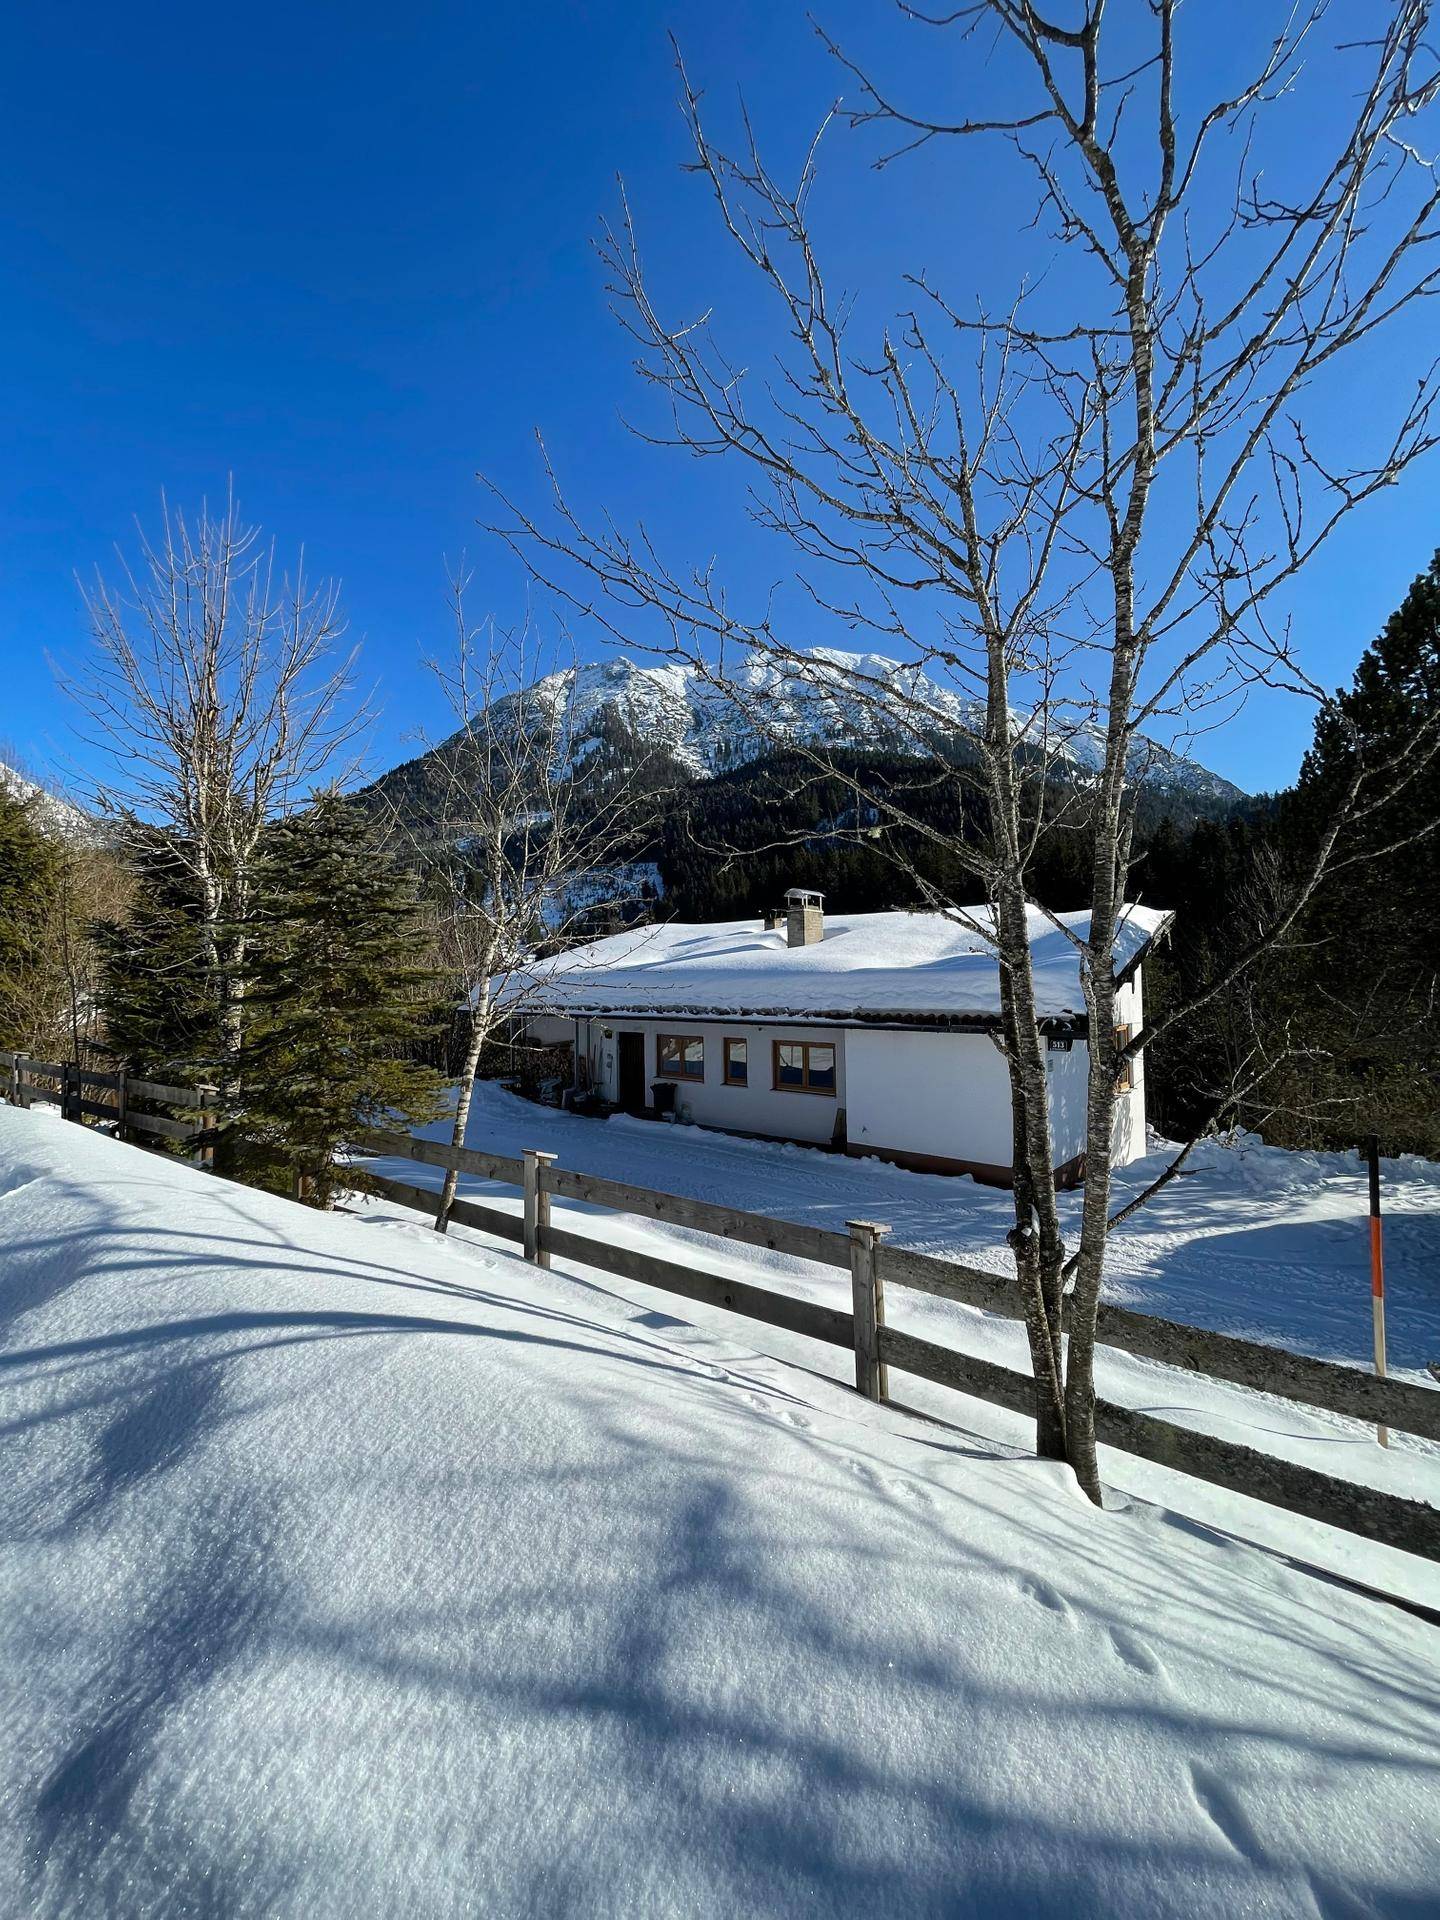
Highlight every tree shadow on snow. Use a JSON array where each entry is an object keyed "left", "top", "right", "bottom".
[
  {"left": 1137, "top": 1212, "right": 1440, "bottom": 1369},
  {"left": 27, "top": 1489, "right": 301, "bottom": 1919},
  {"left": 3, "top": 1168, "right": 1439, "bottom": 1917}
]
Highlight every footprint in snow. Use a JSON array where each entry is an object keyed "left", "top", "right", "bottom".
[
  {"left": 1189, "top": 1765, "right": 1373, "bottom": 1919},
  {"left": 845, "top": 1458, "right": 936, "bottom": 1509},
  {"left": 846, "top": 1459, "right": 892, "bottom": 1496},
  {"left": 1106, "top": 1627, "right": 1164, "bottom": 1678},
  {"left": 741, "top": 1390, "right": 812, "bottom": 1430},
  {"left": 1017, "top": 1574, "right": 1074, "bottom": 1620},
  {"left": 1189, "top": 1765, "right": 1266, "bottom": 1864},
  {"left": 884, "top": 1476, "right": 934, "bottom": 1506}
]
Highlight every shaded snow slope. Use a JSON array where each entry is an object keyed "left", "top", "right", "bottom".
[
  {"left": 372, "top": 1085, "right": 1440, "bottom": 1602},
  {"left": 3, "top": 1108, "right": 1438, "bottom": 1917}
]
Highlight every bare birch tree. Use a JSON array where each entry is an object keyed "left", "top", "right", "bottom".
[
  {"left": 399, "top": 575, "right": 668, "bottom": 1231},
  {"left": 74, "top": 490, "right": 368, "bottom": 1100},
  {"left": 495, "top": 3, "right": 1440, "bottom": 1496}
]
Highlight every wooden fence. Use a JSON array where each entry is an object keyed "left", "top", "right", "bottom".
[
  {"left": 353, "top": 1127, "right": 1440, "bottom": 1565},
  {"left": 2, "top": 1052, "right": 217, "bottom": 1162}
]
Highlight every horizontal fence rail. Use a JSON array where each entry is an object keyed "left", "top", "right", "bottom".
[
  {"left": 2, "top": 1052, "right": 217, "bottom": 1162},
  {"left": 880, "top": 1244, "right": 1440, "bottom": 1445},
  {"left": 878, "top": 1328, "right": 1440, "bottom": 1563},
  {"left": 350, "top": 1125, "right": 1440, "bottom": 1563},
  {"left": 363, "top": 1168, "right": 524, "bottom": 1246},
  {"left": 355, "top": 1128, "right": 525, "bottom": 1188},
  {"left": 545, "top": 1163, "right": 855, "bottom": 1269}
]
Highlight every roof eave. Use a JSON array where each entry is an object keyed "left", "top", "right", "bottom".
[
  {"left": 1114, "top": 909, "right": 1175, "bottom": 991},
  {"left": 516, "top": 1002, "right": 1088, "bottom": 1035}
]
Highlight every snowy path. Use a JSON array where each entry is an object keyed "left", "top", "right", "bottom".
[{"left": 1, "top": 1105, "right": 1438, "bottom": 1917}]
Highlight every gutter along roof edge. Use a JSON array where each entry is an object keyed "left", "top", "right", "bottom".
[{"left": 524, "top": 1005, "right": 1091, "bottom": 1034}]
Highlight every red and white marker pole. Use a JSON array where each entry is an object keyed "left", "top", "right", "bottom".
[{"left": 1366, "top": 1133, "right": 1389, "bottom": 1449}]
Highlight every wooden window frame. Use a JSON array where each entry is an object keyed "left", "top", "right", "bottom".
[
  {"left": 723, "top": 1038, "right": 748, "bottom": 1086},
  {"left": 656, "top": 1033, "right": 705, "bottom": 1081},
  {"left": 1113, "top": 1024, "right": 1134, "bottom": 1095},
  {"left": 772, "top": 1039, "right": 837, "bottom": 1096}
]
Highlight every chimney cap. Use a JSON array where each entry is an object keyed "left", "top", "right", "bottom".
[{"left": 784, "top": 886, "right": 825, "bottom": 905}]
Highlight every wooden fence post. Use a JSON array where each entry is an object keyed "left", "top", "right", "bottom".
[
  {"left": 198, "top": 1088, "right": 218, "bottom": 1172},
  {"left": 4, "top": 1052, "right": 16, "bottom": 1107},
  {"left": 1366, "top": 1133, "right": 1390, "bottom": 1449},
  {"left": 16, "top": 1054, "right": 29, "bottom": 1111},
  {"left": 523, "top": 1150, "right": 557, "bottom": 1269},
  {"left": 61, "top": 1062, "right": 75, "bottom": 1125},
  {"left": 848, "top": 1219, "right": 891, "bottom": 1401},
  {"left": 115, "top": 1069, "right": 128, "bottom": 1141}
]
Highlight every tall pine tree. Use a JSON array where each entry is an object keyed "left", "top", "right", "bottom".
[
  {"left": 236, "top": 793, "right": 443, "bottom": 1204},
  {"left": 1281, "top": 551, "right": 1440, "bottom": 1151},
  {"left": 1135, "top": 554, "right": 1440, "bottom": 1153},
  {"left": 94, "top": 830, "right": 222, "bottom": 1088},
  {"left": 0, "top": 787, "right": 67, "bottom": 1053}
]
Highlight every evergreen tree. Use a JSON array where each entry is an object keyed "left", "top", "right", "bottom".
[
  {"left": 236, "top": 793, "right": 444, "bottom": 1204},
  {"left": 1131, "top": 554, "right": 1440, "bottom": 1154},
  {"left": 1279, "top": 552, "right": 1440, "bottom": 1151},
  {"left": 0, "top": 787, "right": 67, "bottom": 1053},
  {"left": 94, "top": 831, "right": 222, "bottom": 1087}
]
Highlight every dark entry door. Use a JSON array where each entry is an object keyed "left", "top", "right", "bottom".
[{"left": 616, "top": 1032, "right": 646, "bottom": 1113}]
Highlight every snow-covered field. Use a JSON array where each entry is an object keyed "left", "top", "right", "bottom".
[
  {"left": 362, "top": 1085, "right": 1440, "bottom": 1606},
  {"left": 404, "top": 1083, "right": 1440, "bottom": 1375},
  {"left": 2, "top": 1104, "right": 1438, "bottom": 1917}
]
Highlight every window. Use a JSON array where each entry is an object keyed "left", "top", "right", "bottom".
[
  {"left": 773, "top": 1040, "right": 836, "bottom": 1095},
  {"left": 657, "top": 1034, "right": 704, "bottom": 1081},
  {"left": 723, "top": 1038, "right": 748, "bottom": 1086},
  {"left": 1113, "top": 1025, "right": 1134, "bottom": 1094}
]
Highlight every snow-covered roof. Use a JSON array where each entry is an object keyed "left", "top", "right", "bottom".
[{"left": 502, "top": 905, "right": 1171, "bottom": 1026}]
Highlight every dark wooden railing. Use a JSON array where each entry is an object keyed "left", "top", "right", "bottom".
[
  {"left": 352, "top": 1126, "right": 1440, "bottom": 1564},
  {"left": 2, "top": 1052, "right": 217, "bottom": 1162}
]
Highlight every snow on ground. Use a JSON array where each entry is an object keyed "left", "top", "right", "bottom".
[
  {"left": 405, "top": 1084, "right": 1440, "bottom": 1375},
  {"left": 368, "top": 1084, "right": 1440, "bottom": 1604},
  {"left": 1, "top": 1106, "right": 1438, "bottom": 1918}
]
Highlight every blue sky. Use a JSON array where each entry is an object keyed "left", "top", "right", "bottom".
[{"left": 2, "top": 1, "right": 1435, "bottom": 800}]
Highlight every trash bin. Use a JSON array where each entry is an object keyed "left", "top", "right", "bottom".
[{"left": 650, "top": 1080, "right": 678, "bottom": 1117}]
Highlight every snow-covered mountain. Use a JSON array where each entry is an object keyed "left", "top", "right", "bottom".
[
  {"left": 457, "top": 649, "right": 1246, "bottom": 805},
  {"left": 0, "top": 761, "right": 91, "bottom": 839}
]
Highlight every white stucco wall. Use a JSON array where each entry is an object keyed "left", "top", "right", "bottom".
[
  {"left": 563, "top": 964, "right": 1148, "bottom": 1175},
  {"left": 1110, "top": 968, "right": 1146, "bottom": 1166},
  {"left": 580, "top": 1018, "right": 847, "bottom": 1146},
  {"left": 846, "top": 1013, "right": 1138, "bottom": 1177},
  {"left": 526, "top": 1016, "right": 576, "bottom": 1048},
  {"left": 1044, "top": 1037, "right": 1091, "bottom": 1169},
  {"left": 845, "top": 1030, "right": 1019, "bottom": 1170}
]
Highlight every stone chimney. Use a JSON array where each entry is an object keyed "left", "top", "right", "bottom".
[{"left": 785, "top": 887, "right": 824, "bottom": 948}]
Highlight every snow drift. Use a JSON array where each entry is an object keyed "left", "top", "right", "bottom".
[{"left": 1, "top": 1106, "right": 1437, "bottom": 1918}]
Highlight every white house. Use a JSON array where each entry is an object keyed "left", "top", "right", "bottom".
[{"left": 506, "top": 891, "right": 1171, "bottom": 1187}]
